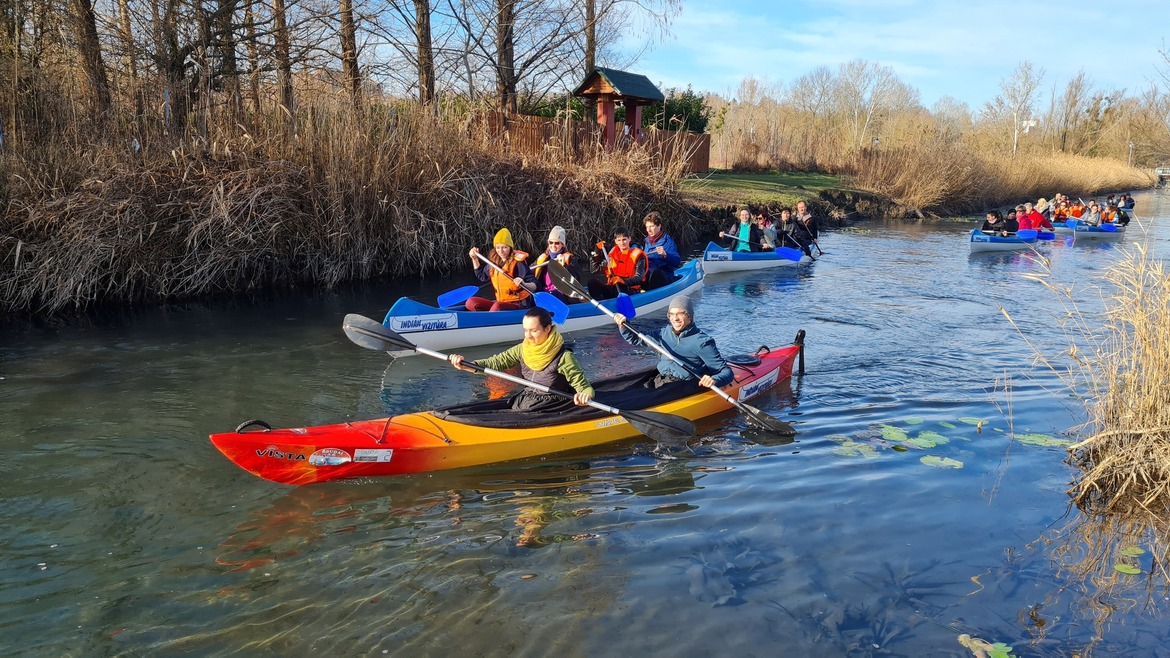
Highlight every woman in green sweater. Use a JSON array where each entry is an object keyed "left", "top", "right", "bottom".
[{"left": 448, "top": 307, "right": 595, "bottom": 411}]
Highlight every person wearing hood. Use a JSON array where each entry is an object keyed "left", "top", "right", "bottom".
[
  {"left": 448, "top": 307, "right": 595, "bottom": 411},
  {"left": 612, "top": 295, "right": 733, "bottom": 390}
]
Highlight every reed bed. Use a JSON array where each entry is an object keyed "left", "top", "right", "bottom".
[
  {"left": 1006, "top": 229, "right": 1170, "bottom": 636},
  {"left": 0, "top": 103, "right": 698, "bottom": 316},
  {"left": 846, "top": 147, "right": 1155, "bottom": 216}
]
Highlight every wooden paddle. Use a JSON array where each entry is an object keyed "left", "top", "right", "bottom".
[
  {"left": 342, "top": 314, "right": 696, "bottom": 442},
  {"left": 546, "top": 261, "right": 797, "bottom": 437}
]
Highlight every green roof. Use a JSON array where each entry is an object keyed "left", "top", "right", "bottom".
[{"left": 572, "top": 67, "right": 665, "bottom": 103}]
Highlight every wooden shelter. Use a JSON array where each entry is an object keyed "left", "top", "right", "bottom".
[{"left": 572, "top": 67, "right": 665, "bottom": 150}]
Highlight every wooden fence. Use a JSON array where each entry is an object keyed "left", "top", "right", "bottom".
[{"left": 470, "top": 111, "right": 710, "bottom": 173}]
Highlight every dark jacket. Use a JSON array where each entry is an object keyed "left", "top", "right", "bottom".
[
  {"left": 644, "top": 232, "right": 682, "bottom": 278},
  {"left": 619, "top": 322, "right": 734, "bottom": 387}
]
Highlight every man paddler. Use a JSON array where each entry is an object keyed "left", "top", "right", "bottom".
[
  {"left": 448, "top": 307, "right": 594, "bottom": 410},
  {"left": 612, "top": 295, "right": 733, "bottom": 390}
]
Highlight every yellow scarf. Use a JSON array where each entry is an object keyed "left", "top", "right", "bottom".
[{"left": 522, "top": 326, "right": 564, "bottom": 371}]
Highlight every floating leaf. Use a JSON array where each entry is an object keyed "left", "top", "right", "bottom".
[
  {"left": 891, "top": 445, "right": 908, "bottom": 452},
  {"left": 834, "top": 442, "right": 880, "bottom": 459},
  {"left": 1114, "top": 564, "right": 1142, "bottom": 575},
  {"left": 880, "top": 424, "right": 909, "bottom": 442},
  {"left": 916, "top": 430, "right": 950, "bottom": 445},
  {"left": 957, "top": 417, "right": 985, "bottom": 425},
  {"left": 906, "top": 436, "right": 937, "bottom": 449},
  {"left": 1014, "top": 433, "right": 1075, "bottom": 447},
  {"left": 939, "top": 421, "right": 956, "bottom": 429},
  {"left": 921, "top": 455, "right": 963, "bottom": 469},
  {"left": 904, "top": 417, "right": 924, "bottom": 425},
  {"left": 1120, "top": 546, "right": 1146, "bottom": 557}
]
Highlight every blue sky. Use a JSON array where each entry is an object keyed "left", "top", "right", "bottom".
[{"left": 626, "top": 0, "right": 1169, "bottom": 110}]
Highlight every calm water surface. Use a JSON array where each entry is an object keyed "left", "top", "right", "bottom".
[{"left": 4, "top": 191, "right": 1170, "bottom": 656}]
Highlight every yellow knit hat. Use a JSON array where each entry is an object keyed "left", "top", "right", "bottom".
[{"left": 493, "top": 228, "right": 514, "bottom": 247}]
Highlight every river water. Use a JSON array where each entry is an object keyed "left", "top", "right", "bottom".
[{"left": 3, "top": 190, "right": 1170, "bottom": 656}]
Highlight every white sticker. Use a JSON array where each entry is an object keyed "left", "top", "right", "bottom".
[{"left": 353, "top": 448, "right": 394, "bottom": 463}]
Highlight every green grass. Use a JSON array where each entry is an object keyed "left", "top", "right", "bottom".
[{"left": 679, "top": 170, "right": 846, "bottom": 208}]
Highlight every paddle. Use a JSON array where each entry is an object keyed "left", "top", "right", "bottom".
[
  {"left": 473, "top": 251, "right": 538, "bottom": 293},
  {"left": 546, "top": 261, "right": 797, "bottom": 437},
  {"left": 717, "top": 233, "right": 804, "bottom": 262},
  {"left": 436, "top": 285, "right": 481, "bottom": 308},
  {"left": 341, "top": 314, "right": 695, "bottom": 442},
  {"left": 1016, "top": 229, "right": 1038, "bottom": 240},
  {"left": 533, "top": 292, "right": 570, "bottom": 325}
]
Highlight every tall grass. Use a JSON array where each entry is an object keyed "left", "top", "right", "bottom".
[
  {"left": 847, "top": 147, "right": 1157, "bottom": 216},
  {"left": 1006, "top": 227, "right": 1170, "bottom": 638},
  {"left": 0, "top": 99, "right": 699, "bottom": 316}
]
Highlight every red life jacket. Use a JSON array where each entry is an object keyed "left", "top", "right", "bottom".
[{"left": 605, "top": 246, "right": 647, "bottom": 289}]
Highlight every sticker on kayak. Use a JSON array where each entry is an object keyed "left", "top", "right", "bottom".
[
  {"left": 256, "top": 445, "right": 307, "bottom": 461},
  {"left": 309, "top": 447, "right": 352, "bottom": 467},
  {"left": 971, "top": 234, "right": 990, "bottom": 242},
  {"left": 706, "top": 252, "right": 732, "bottom": 261},
  {"left": 353, "top": 448, "right": 394, "bottom": 463},
  {"left": 738, "top": 369, "right": 779, "bottom": 401},
  {"left": 388, "top": 313, "right": 459, "bottom": 332}
]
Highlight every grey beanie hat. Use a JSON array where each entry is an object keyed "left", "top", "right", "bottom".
[
  {"left": 548, "top": 225, "right": 568, "bottom": 244},
  {"left": 668, "top": 295, "right": 694, "bottom": 315}
]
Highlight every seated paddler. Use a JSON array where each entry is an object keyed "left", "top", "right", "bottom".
[
  {"left": 448, "top": 307, "right": 595, "bottom": 411},
  {"left": 612, "top": 295, "right": 733, "bottom": 390},
  {"left": 465, "top": 227, "right": 537, "bottom": 312}
]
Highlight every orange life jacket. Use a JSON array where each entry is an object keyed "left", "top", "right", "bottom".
[
  {"left": 490, "top": 257, "right": 530, "bottom": 303},
  {"left": 1053, "top": 206, "right": 1069, "bottom": 219},
  {"left": 1069, "top": 204, "right": 1085, "bottom": 218},
  {"left": 1101, "top": 209, "right": 1117, "bottom": 223},
  {"left": 605, "top": 245, "right": 648, "bottom": 288}
]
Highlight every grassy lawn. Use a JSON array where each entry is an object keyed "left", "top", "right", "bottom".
[{"left": 679, "top": 170, "right": 847, "bottom": 209}]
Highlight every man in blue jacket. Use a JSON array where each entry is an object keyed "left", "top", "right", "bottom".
[
  {"left": 613, "top": 295, "right": 733, "bottom": 390},
  {"left": 642, "top": 211, "right": 681, "bottom": 290}
]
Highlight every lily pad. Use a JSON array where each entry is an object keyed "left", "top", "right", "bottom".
[
  {"left": 921, "top": 455, "right": 963, "bottom": 469},
  {"left": 905, "top": 436, "right": 937, "bottom": 449},
  {"left": 957, "top": 416, "right": 985, "bottom": 426},
  {"left": 916, "top": 430, "right": 950, "bottom": 445},
  {"left": 891, "top": 445, "right": 908, "bottom": 452},
  {"left": 1114, "top": 564, "right": 1142, "bottom": 575},
  {"left": 904, "top": 417, "right": 924, "bottom": 425},
  {"left": 939, "top": 421, "right": 956, "bottom": 429},
  {"left": 1120, "top": 546, "right": 1146, "bottom": 557},
  {"left": 879, "top": 424, "right": 909, "bottom": 442},
  {"left": 833, "top": 441, "right": 880, "bottom": 459},
  {"left": 1014, "top": 433, "right": 1075, "bottom": 447}
]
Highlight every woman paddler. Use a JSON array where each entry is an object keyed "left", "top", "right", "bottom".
[
  {"left": 448, "top": 307, "right": 595, "bottom": 410},
  {"left": 465, "top": 228, "right": 537, "bottom": 312},
  {"left": 531, "top": 225, "right": 583, "bottom": 305}
]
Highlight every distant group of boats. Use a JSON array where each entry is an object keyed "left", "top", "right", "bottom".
[{"left": 969, "top": 219, "right": 1126, "bottom": 253}]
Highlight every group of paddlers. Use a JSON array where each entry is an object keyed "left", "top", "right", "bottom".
[
  {"left": 462, "top": 210, "right": 682, "bottom": 313},
  {"left": 980, "top": 193, "right": 1135, "bottom": 236},
  {"left": 719, "top": 200, "right": 821, "bottom": 259}
]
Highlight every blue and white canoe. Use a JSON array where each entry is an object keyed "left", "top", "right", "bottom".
[
  {"left": 381, "top": 260, "right": 705, "bottom": 356},
  {"left": 1069, "top": 219, "right": 1124, "bottom": 240},
  {"left": 969, "top": 228, "right": 1038, "bottom": 253},
  {"left": 1051, "top": 220, "right": 1074, "bottom": 234},
  {"left": 701, "top": 241, "right": 811, "bottom": 274}
]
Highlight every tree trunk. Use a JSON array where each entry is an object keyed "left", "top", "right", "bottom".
[
  {"left": 414, "top": 0, "right": 434, "bottom": 107},
  {"left": 339, "top": 0, "right": 363, "bottom": 112},
  {"left": 495, "top": 0, "right": 516, "bottom": 113},
  {"left": 272, "top": 0, "right": 295, "bottom": 131},
  {"left": 243, "top": 0, "right": 262, "bottom": 116},
  {"left": 72, "top": 0, "right": 112, "bottom": 116},
  {"left": 216, "top": 0, "right": 242, "bottom": 121}
]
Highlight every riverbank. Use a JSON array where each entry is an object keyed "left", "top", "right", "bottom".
[{"left": 0, "top": 121, "right": 1156, "bottom": 321}]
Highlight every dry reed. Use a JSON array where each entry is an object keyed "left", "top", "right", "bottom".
[
  {"left": 0, "top": 100, "right": 700, "bottom": 316},
  {"left": 1005, "top": 225, "right": 1170, "bottom": 639}
]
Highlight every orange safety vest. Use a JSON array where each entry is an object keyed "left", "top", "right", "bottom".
[
  {"left": 1069, "top": 204, "right": 1085, "bottom": 218},
  {"left": 490, "top": 257, "right": 530, "bottom": 303},
  {"left": 1101, "top": 209, "right": 1117, "bottom": 223},
  {"left": 1053, "top": 206, "right": 1069, "bottom": 219},
  {"left": 605, "top": 246, "right": 648, "bottom": 289}
]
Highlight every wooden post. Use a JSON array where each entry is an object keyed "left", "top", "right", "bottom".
[
  {"left": 631, "top": 103, "right": 644, "bottom": 145},
  {"left": 596, "top": 94, "right": 615, "bottom": 150}
]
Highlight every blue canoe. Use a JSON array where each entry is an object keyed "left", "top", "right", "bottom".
[
  {"left": 1070, "top": 220, "right": 1124, "bottom": 240},
  {"left": 968, "top": 228, "right": 1038, "bottom": 253},
  {"left": 701, "top": 242, "right": 812, "bottom": 273},
  {"left": 381, "top": 260, "right": 705, "bottom": 355}
]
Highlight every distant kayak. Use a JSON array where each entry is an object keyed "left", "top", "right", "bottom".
[
  {"left": 968, "top": 228, "right": 1037, "bottom": 253},
  {"left": 701, "top": 242, "right": 812, "bottom": 274},
  {"left": 381, "top": 260, "right": 704, "bottom": 355},
  {"left": 1070, "top": 220, "right": 1125, "bottom": 240}
]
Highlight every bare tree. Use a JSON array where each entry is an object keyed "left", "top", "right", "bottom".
[
  {"left": 834, "top": 59, "right": 919, "bottom": 149},
  {"left": 338, "top": 0, "right": 363, "bottom": 111},
  {"left": 71, "top": 0, "right": 112, "bottom": 115},
  {"left": 1048, "top": 71, "right": 1092, "bottom": 153},
  {"left": 997, "top": 60, "right": 1045, "bottom": 154}
]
